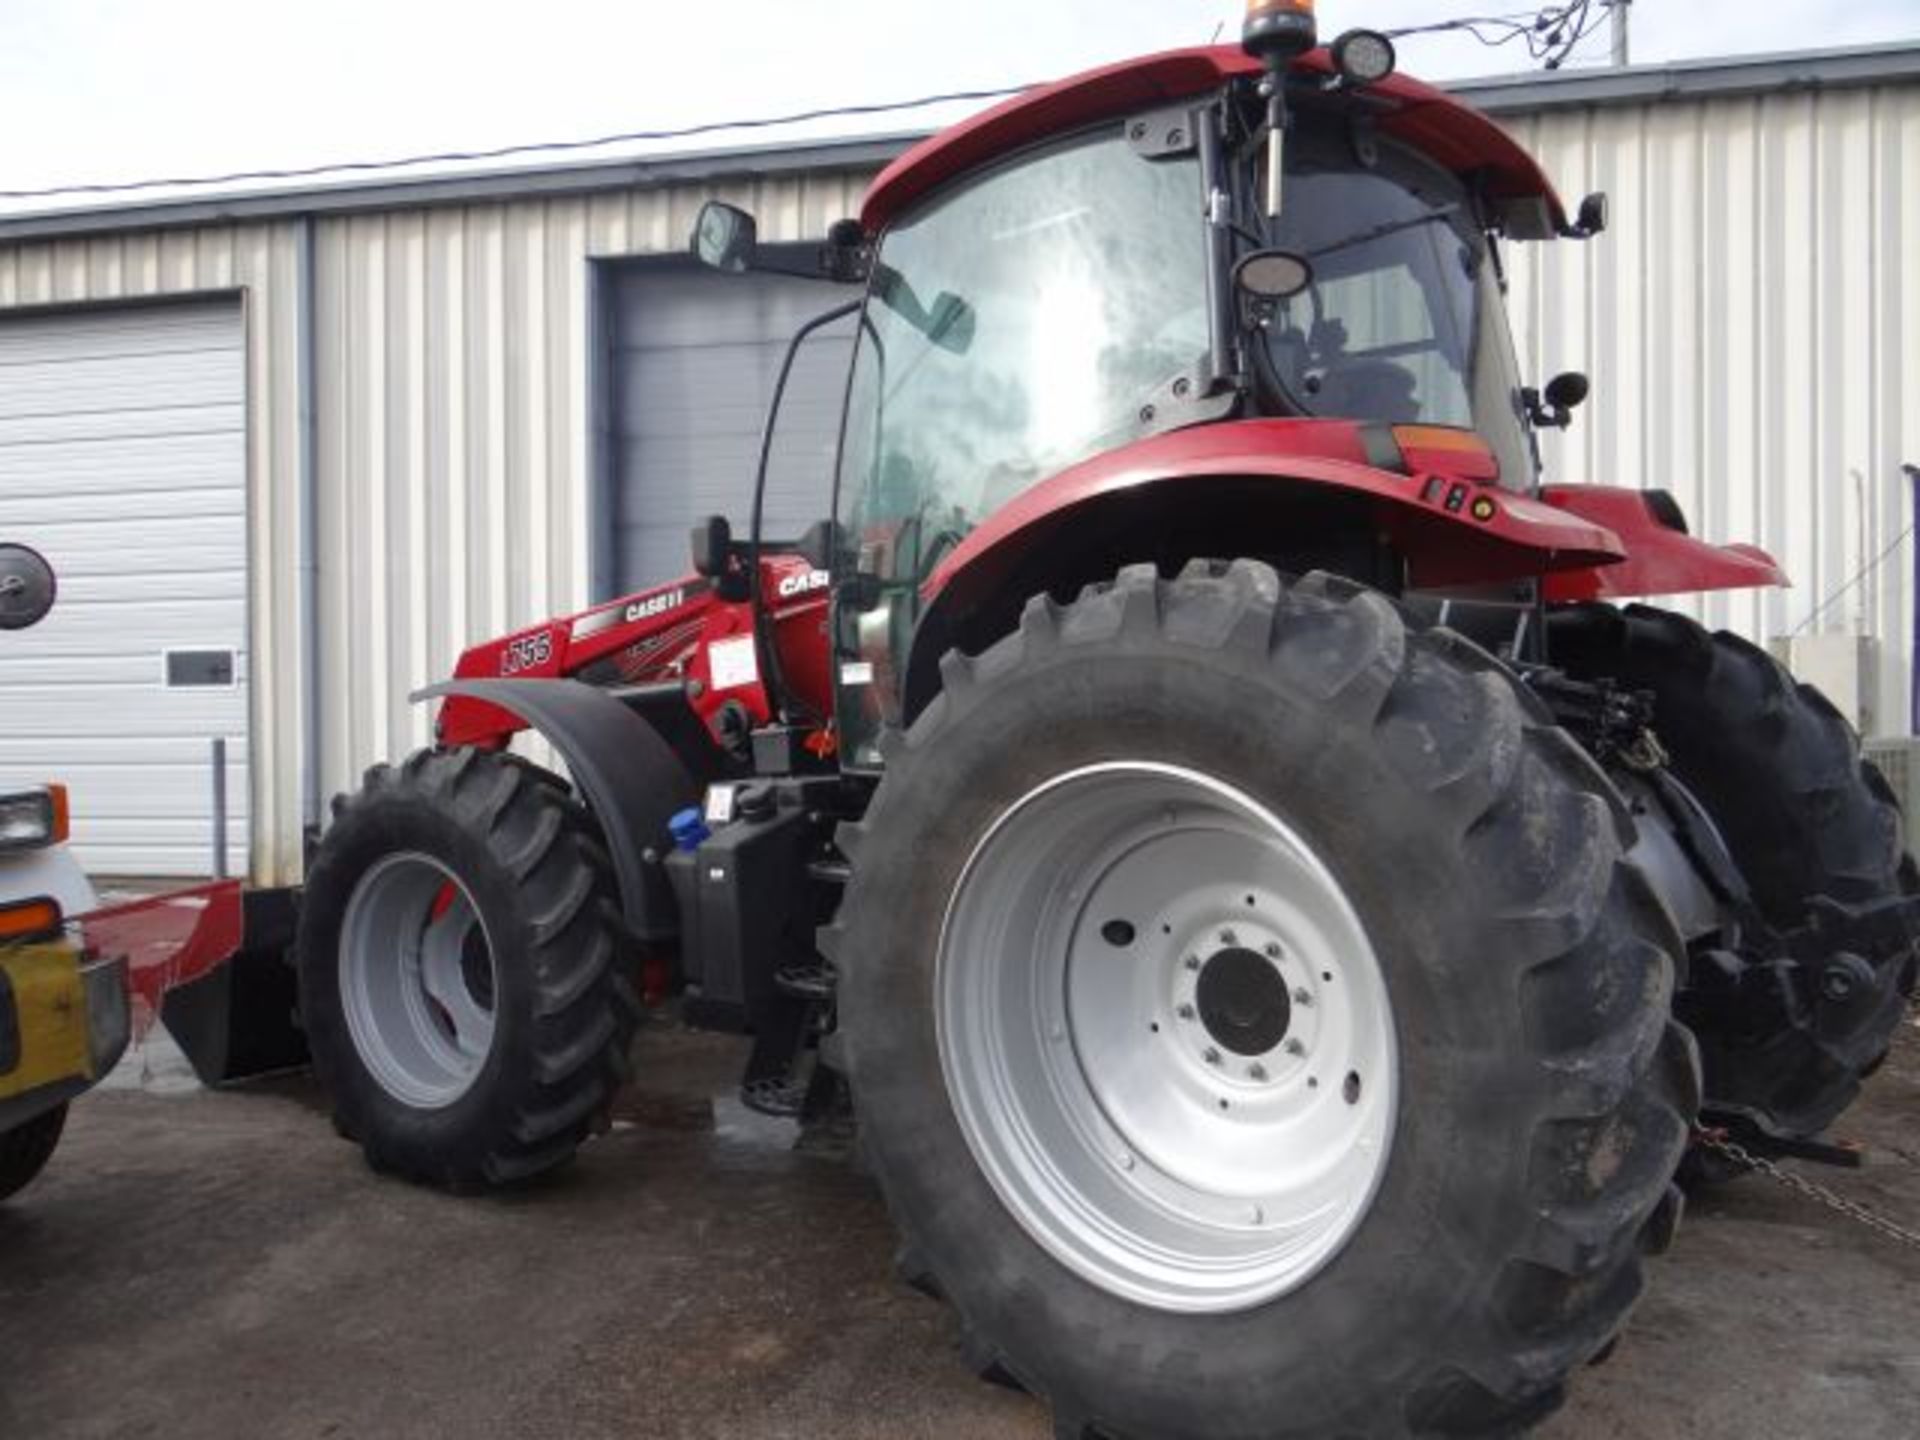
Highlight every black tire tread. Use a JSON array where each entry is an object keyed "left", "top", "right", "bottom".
[
  {"left": 0, "top": 1101, "right": 67, "bottom": 1202},
  {"left": 834, "top": 563, "right": 1698, "bottom": 1439},
  {"left": 300, "top": 747, "right": 634, "bottom": 1189}
]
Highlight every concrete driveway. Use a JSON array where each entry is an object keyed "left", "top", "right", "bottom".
[{"left": 3, "top": 1020, "right": 1917, "bottom": 1439}]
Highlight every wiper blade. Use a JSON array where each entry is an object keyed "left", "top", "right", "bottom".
[{"left": 1307, "top": 206, "right": 1462, "bottom": 261}]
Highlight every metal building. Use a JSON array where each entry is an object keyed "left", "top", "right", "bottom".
[{"left": 0, "top": 42, "right": 1914, "bottom": 885}]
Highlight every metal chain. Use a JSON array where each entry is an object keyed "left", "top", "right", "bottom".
[{"left": 1695, "top": 1131, "right": 1920, "bottom": 1252}]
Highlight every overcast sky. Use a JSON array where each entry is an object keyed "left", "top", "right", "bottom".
[{"left": 2, "top": 0, "right": 1917, "bottom": 211}]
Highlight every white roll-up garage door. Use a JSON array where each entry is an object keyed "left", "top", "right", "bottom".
[{"left": 0, "top": 299, "right": 248, "bottom": 878}]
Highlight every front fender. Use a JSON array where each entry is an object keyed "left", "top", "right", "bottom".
[
  {"left": 922, "top": 421, "right": 1627, "bottom": 610},
  {"left": 1537, "top": 486, "right": 1787, "bottom": 602},
  {"left": 411, "top": 679, "right": 698, "bottom": 942}
]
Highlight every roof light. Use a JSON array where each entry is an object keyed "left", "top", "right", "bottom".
[
  {"left": 1331, "top": 29, "right": 1397, "bottom": 86},
  {"left": 1243, "top": 0, "right": 1317, "bottom": 63}
]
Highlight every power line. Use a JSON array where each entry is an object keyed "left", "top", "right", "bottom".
[
  {"left": 0, "top": 83, "right": 1038, "bottom": 203},
  {"left": 1792, "top": 522, "right": 1916, "bottom": 637}
]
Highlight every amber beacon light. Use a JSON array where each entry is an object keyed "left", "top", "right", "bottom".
[{"left": 1243, "top": 0, "right": 1318, "bottom": 61}]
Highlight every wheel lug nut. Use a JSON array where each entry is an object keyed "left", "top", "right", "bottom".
[
  {"left": 1248, "top": 1063, "right": 1269, "bottom": 1081},
  {"left": 1264, "top": 942, "right": 1282, "bottom": 959},
  {"left": 1184, "top": 955, "right": 1201, "bottom": 972},
  {"left": 1219, "top": 929, "right": 1237, "bottom": 946},
  {"left": 1293, "top": 987, "right": 1312, "bottom": 1007},
  {"left": 1284, "top": 1039, "right": 1306, "bottom": 1057},
  {"left": 1177, "top": 1004, "right": 1196, "bottom": 1021},
  {"left": 1204, "top": 1047, "right": 1222, "bottom": 1066}
]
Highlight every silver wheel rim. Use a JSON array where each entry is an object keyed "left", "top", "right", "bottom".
[
  {"left": 340, "top": 852, "right": 498, "bottom": 1108},
  {"left": 937, "top": 762, "right": 1398, "bottom": 1314}
]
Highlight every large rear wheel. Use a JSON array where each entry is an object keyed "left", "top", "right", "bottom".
[{"left": 827, "top": 563, "right": 1698, "bottom": 1439}]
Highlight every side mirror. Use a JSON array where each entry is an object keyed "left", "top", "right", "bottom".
[
  {"left": 690, "top": 515, "right": 733, "bottom": 578},
  {"left": 691, "top": 202, "right": 758, "bottom": 274},
  {"left": 1545, "top": 371, "right": 1591, "bottom": 412},
  {"left": 0, "top": 543, "right": 56, "bottom": 630},
  {"left": 1524, "top": 371, "right": 1591, "bottom": 430},
  {"left": 1564, "top": 191, "right": 1609, "bottom": 239},
  {"left": 1233, "top": 249, "right": 1314, "bottom": 302}
]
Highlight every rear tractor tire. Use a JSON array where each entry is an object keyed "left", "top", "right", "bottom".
[
  {"left": 1549, "top": 603, "right": 1918, "bottom": 1141},
  {"left": 0, "top": 1102, "right": 67, "bottom": 1202},
  {"left": 297, "top": 748, "right": 638, "bottom": 1189},
  {"left": 826, "top": 562, "right": 1699, "bottom": 1440}
]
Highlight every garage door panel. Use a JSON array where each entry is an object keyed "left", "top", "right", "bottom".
[
  {"left": 0, "top": 304, "right": 240, "bottom": 364},
  {"left": 608, "top": 262, "right": 855, "bottom": 593},
  {"left": 0, "top": 431, "right": 243, "bottom": 496},
  {"left": 0, "top": 349, "right": 243, "bottom": 421},
  {"left": 0, "top": 299, "right": 247, "bottom": 877},
  {"left": 0, "top": 402, "right": 244, "bottom": 449}
]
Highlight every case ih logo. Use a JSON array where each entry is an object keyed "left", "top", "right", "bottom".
[
  {"left": 777, "top": 569, "right": 831, "bottom": 599},
  {"left": 625, "top": 588, "right": 686, "bottom": 623}
]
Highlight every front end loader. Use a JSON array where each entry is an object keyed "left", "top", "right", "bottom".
[{"left": 294, "top": 5, "right": 1918, "bottom": 1435}]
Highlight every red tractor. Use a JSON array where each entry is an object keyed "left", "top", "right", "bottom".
[{"left": 295, "top": 6, "right": 1917, "bottom": 1435}]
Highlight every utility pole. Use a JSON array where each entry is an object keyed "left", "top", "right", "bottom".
[{"left": 1609, "top": 0, "right": 1632, "bottom": 67}]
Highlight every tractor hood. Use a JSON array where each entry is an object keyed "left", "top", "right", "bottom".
[{"left": 862, "top": 44, "right": 1567, "bottom": 238}]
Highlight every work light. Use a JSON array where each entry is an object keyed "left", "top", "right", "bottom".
[
  {"left": 1331, "top": 28, "right": 1397, "bottom": 85},
  {"left": 1243, "top": 0, "right": 1317, "bottom": 62}
]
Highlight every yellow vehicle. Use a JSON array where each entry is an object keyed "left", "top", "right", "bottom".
[{"left": 0, "top": 782, "right": 130, "bottom": 1201}]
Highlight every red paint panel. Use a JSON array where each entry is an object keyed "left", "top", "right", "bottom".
[
  {"left": 1536, "top": 486, "right": 1788, "bottom": 601},
  {"left": 81, "top": 879, "right": 244, "bottom": 1017},
  {"left": 863, "top": 45, "right": 1564, "bottom": 233},
  {"left": 922, "top": 420, "right": 1623, "bottom": 605}
]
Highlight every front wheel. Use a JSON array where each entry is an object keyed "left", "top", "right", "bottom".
[
  {"left": 0, "top": 1103, "right": 66, "bottom": 1202},
  {"left": 827, "top": 563, "right": 1699, "bottom": 1439},
  {"left": 298, "top": 749, "right": 638, "bottom": 1189}
]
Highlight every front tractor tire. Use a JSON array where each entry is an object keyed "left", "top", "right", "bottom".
[
  {"left": 298, "top": 749, "right": 637, "bottom": 1189},
  {"left": 826, "top": 563, "right": 1699, "bottom": 1440}
]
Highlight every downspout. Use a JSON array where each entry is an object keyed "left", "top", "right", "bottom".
[{"left": 296, "top": 213, "right": 322, "bottom": 860}]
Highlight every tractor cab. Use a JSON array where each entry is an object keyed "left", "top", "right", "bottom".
[{"left": 696, "top": 20, "right": 1608, "bottom": 764}]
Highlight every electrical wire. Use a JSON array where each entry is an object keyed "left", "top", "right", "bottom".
[
  {"left": 0, "top": 83, "right": 1038, "bottom": 203},
  {"left": 1388, "top": 1, "right": 1611, "bottom": 71},
  {"left": 1791, "top": 522, "right": 1916, "bottom": 637}
]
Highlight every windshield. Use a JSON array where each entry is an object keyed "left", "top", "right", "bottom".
[
  {"left": 832, "top": 128, "right": 1206, "bottom": 759},
  {"left": 837, "top": 128, "right": 1206, "bottom": 584},
  {"left": 1244, "top": 123, "right": 1534, "bottom": 489}
]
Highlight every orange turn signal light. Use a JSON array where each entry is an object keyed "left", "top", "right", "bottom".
[
  {"left": 46, "top": 783, "right": 69, "bottom": 846},
  {"left": 1244, "top": 0, "right": 1318, "bottom": 60},
  {"left": 0, "top": 897, "right": 64, "bottom": 942}
]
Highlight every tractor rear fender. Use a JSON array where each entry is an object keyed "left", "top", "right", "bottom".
[
  {"left": 1537, "top": 484, "right": 1788, "bottom": 601},
  {"left": 903, "top": 424, "right": 1626, "bottom": 721},
  {"left": 411, "top": 678, "right": 698, "bottom": 943}
]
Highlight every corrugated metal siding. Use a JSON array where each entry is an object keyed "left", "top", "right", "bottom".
[
  {"left": 1502, "top": 81, "right": 1920, "bottom": 733},
  {"left": 310, "top": 169, "right": 872, "bottom": 799}
]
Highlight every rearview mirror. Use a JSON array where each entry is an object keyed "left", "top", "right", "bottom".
[
  {"left": 0, "top": 543, "right": 56, "bottom": 631},
  {"left": 692, "top": 202, "right": 758, "bottom": 274},
  {"left": 690, "top": 515, "right": 733, "bottom": 578},
  {"left": 1233, "top": 249, "right": 1313, "bottom": 301}
]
